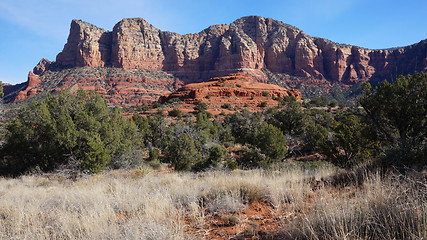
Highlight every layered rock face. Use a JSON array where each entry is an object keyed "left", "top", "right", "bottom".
[
  {"left": 56, "top": 20, "right": 112, "bottom": 67},
  {"left": 9, "top": 16, "right": 426, "bottom": 104},
  {"left": 56, "top": 16, "right": 427, "bottom": 84}
]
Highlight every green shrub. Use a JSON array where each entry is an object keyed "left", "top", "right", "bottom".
[
  {"left": 221, "top": 103, "right": 232, "bottom": 109},
  {"left": 168, "top": 108, "right": 182, "bottom": 118},
  {"left": 193, "top": 144, "right": 227, "bottom": 171},
  {"left": 152, "top": 102, "right": 162, "bottom": 109},
  {"left": 1, "top": 90, "right": 139, "bottom": 175},
  {"left": 309, "top": 96, "right": 328, "bottom": 107},
  {"left": 254, "top": 122, "right": 287, "bottom": 161},
  {"left": 194, "top": 100, "right": 208, "bottom": 112},
  {"left": 237, "top": 145, "right": 268, "bottom": 168},
  {"left": 148, "top": 148, "right": 159, "bottom": 162},
  {"left": 268, "top": 101, "right": 307, "bottom": 135},
  {"left": 164, "top": 133, "right": 202, "bottom": 171},
  {"left": 258, "top": 102, "right": 267, "bottom": 108},
  {"left": 323, "top": 115, "right": 380, "bottom": 168},
  {"left": 329, "top": 100, "right": 338, "bottom": 108},
  {"left": 360, "top": 73, "right": 427, "bottom": 169},
  {"left": 283, "top": 95, "right": 296, "bottom": 102}
]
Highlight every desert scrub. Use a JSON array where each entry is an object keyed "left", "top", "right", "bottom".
[
  {"left": 0, "top": 167, "right": 334, "bottom": 239},
  {"left": 1, "top": 167, "right": 423, "bottom": 239},
  {"left": 284, "top": 171, "right": 427, "bottom": 240}
]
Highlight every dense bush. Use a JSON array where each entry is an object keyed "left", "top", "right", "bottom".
[
  {"left": 360, "top": 73, "right": 427, "bottom": 169},
  {"left": 168, "top": 108, "right": 182, "bottom": 118},
  {"left": 164, "top": 133, "right": 202, "bottom": 171},
  {"left": 0, "top": 90, "right": 139, "bottom": 175},
  {"left": 254, "top": 122, "right": 287, "bottom": 161},
  {"left": 267, "top": 101, "right": 307, "bottom": 135},
  {"left": 322, "top": 115, "right": 380, "bottom": 168},
  {"left": 308, "top": 96, "right": 328, "bottom": 107}
]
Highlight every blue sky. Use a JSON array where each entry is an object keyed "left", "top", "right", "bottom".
[{"left": 1, "top": 0, "right": 426, "bottom": 84}]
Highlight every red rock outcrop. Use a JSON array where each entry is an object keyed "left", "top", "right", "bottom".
[
  {"left": 13, "top": 71, "right": 43, "bottom": 102},
  {"left": 159, "top": 73, "right": 301, "bottom": 115},
  {"left": 56, "top": 16, "right": 427, "bottom": 84}
]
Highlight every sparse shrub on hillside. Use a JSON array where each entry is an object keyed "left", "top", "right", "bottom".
[
  {"left": 258, "top": 101, "right": 267, "bottom": 108},
  {"left": 167, "top": 97, "right": 182, "bottom": 104},
  {"left": 221, "top": 103, "right": 232, "bottom": 109},
  {"left": 151, "top": 101, "right": 161, "bottom": 109},
  {"left": 283, "top": 95, "right": 296, "bottom": 103},
  {"left": 328, "top": 99, "right": 338, "bottom": 108},
  {"left": 261, "top": 91, "right": 269, "bottom": 97},
  {"left": 168, "top": 108, "right": 182, "bottom": 118},
  {"left": 194, "top": 100, "right": 208, "bottom": 112}
]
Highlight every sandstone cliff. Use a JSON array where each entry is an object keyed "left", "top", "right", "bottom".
[
  {"left": 56, "top": 16, "right": 427, "bottom": 84},
  {"left": 9, "top": 16, "right": 427, "bottom": 104}
]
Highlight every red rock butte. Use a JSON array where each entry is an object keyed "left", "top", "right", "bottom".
[{"left": 9, "top": 16, "right": 427, "bottom": 104}]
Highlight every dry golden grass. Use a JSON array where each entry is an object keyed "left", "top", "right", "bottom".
[{"left": 0, "top": 166, "right": 425, "bottom": 239}]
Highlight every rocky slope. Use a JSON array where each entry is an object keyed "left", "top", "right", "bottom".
[
  {"left": 9, "top": 16, "right": 427, "bottom": 104},
  {"left": 11, "top": 59, "right": 183, "bottom": 106}
]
